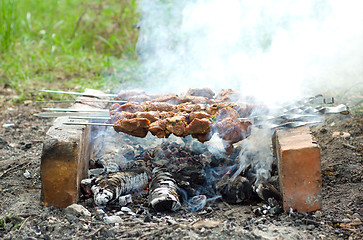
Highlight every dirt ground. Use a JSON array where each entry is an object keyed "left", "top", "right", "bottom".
[{"left": 0, "top": 89, "right": 362, "bottom": 239}]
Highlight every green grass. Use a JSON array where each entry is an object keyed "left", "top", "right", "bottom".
[{"left": 0, "top": 0, "right": 139, "bottom": 103}]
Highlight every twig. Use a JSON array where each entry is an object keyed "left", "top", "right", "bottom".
[
  {"left": 342, "top": 143, "right": 361, "bottom": 152},
  {"left": 221, "top": 200, "right": 232, "bottom": 210},
  {"left": 86, "top": 226, "right": 104, "bottom": 238},
  {"left": 138, "top": 225, "right": 178, "bottom": 240},
  {"left": 0, "top": 162, "right": 29, "bottom": 178},
  {"left": 25, "top": 185, "right": 41, "bottom": 189},
  {"left": 302, "top": 218, "right": 320, "bottom": 226},
  {"left": 18, "top": 216, "right": 31, "bottom": 231}
]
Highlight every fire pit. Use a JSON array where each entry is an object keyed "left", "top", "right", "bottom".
[{"left": 39, "top": 88, "right": 332, "bottom": 214}]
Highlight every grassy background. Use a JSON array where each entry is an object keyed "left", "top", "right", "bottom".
[{"left": 0, "top": 0, "right": 139, "bottom": 103}]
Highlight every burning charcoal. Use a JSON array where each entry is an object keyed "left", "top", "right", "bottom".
[
  {"left": 149, "top": 168, "right": 181, "bottom": 212},
  {"left": 254, "top": 180, "right": 281, "bottom": 201},
  {"left": 91, "top": 168, "right": 150, "bottom": 206},
  {"left": 80, "top": 178, "right": 93, "bottom": 198},
  {"left": 216, "top": 175, "right": 252, "bottom": 204},
  {"left": 187, "top": 195, "right": 207, "bottom": 212}
]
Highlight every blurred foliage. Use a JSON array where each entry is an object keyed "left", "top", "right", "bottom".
[{"left": 0, "top": 0, "right": 140, "bottom": 103}]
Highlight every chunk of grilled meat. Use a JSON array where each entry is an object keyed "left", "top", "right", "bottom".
[
  {"left": 109, "top": 102, "right": 253, "bottom": 145},
  {"left": 113, "top": 118, "right": 151, "bottom": 138},
  {"left": 216, "top": 118, "right": 252, "bottom": 143},
  {"left": 215, "top": 88, "right": 241, "bottom": 102},
  {"left": 116, "top": 89, "right": 147, "bottom": 101},
  {"left": 186, "top": 87, "right": 215, "bottom": 99},
  {"left": 149, "top": 119, "right": 169, "bottom": 138}
]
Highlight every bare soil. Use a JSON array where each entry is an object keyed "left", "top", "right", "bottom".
[{"left": 0, "top": 90, "right": 362, "bottom": 239}]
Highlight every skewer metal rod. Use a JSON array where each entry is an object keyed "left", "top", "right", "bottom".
[
  {"left": 35, "top": 112, "right": 109, "bottom": 118},
  {"left": 40, "top": 89, "right": 117, "bottom": 98},
  {"left": 69, "top": 116, "right": 109, "bottom": 120},
  {"left": 42, "top": 108, "right": 109, "bottom": 112},
  {"left": 64, "top": 122, "right": 114, "bottom": 127},
  {"left": 36, "top": 100, "right": 126, "bottom": 103}
]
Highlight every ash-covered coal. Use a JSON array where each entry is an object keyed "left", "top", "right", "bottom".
[
  {"left": 149, "top": 167, "right": 181, "bottom": 212},
  {"left": 83, "top": 124, "right": 282, "bottom": 214}
]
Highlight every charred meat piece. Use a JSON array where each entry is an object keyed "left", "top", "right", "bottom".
[
  {"left": 109, "top": 111, "right": 135, "bottom": 123},
  {"left": 215, "top": 89, "right": 241, "bottom": 102},
  {"left": 141, "top": 101, "right": 176, "bottom": 112},
  {"left": 118, "top": 102, "right": 145, "bottom": 113},
  {"left": 216, "top": 118, "right": 252, "bottom": 143},
  {"left": 128, "top": 95, "right": 152, "bottom": 103},
  {"left": 113, "top": 118, "right": 150, "bottom": 138},
  {"left": 192, "top": 133, "right": 212, "bottom": 143},
  {"left": 186, "top": 118, "right": 211, "bottom": 135},
  {"left": 189, "top": 111, "right": 211, "bottom": 121},
  {"left": 187, "top": 118, "right": 212, "bottom": 143},
  {"left": 116, "top": 89, "right": 147, "bottom": 101},
  {"left": 215, "top": 106, "right": 240, "bottom": 121},
  {"left": 206, "top": 103, "right": 235, "bottom": 115},
  {"left": 186, "top": 88, "right": 215, "bottom": 99},
  {"left": 181, "top": 95, "right": 211, "bottom": 104},
  {"left": 151, "top": 94, "right": 184, "bottom": 104},
  {"left": 235, "top": 103, "right": 255, "bottom": 118},
  {"left": 135, "top": 111, "right": 160, "bottom": 123},
  {"left": 176, "top": 103, "right": 203, "bottom": 112},
  {"left": 149, "top": 119, "right": 170, "bottom": 138},
  {"left": 158, "top": 111, "right": 176, "bottom": 119},
  {"left": 165, "top": 116, "right": 188, "bottom": 137}
]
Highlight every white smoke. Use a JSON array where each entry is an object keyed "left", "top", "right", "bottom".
[
  {"left": 137, "top": 0, "right": 363, "bottom": 105},
  {"left": 135, "top": 0, "right": 363, "bottom": 183}
]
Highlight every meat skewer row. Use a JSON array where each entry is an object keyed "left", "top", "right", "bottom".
[
  {"left": 112, "top": 108, "right": 252, "bottom": 147},
  {"left": 109, "top": 101, "right": 255, "bottom": 120}
]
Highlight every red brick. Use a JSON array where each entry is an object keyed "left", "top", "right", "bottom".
[{"left": 273, "top": 126, "right": 322, "bottom": 212}]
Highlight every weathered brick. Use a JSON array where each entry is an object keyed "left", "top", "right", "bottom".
[
  {"left": 40, "top": 89, "right": 106, "bottom": 208},
  {"left": 273, "top": 126, "right": 322, "bottom": 212}
]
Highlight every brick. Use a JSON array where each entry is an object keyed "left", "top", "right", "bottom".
[
  {"left": 273, "top": 126, "right": 322, "bottom": 212},
  {"left": 40, "top": 89, "right": 107, "bottom": 208}
]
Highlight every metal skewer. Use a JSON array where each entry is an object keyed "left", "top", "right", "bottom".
[
  {"left": 69, "top": 116, "right": 110, "bottom": 120},
  {"left": 64, "top": 122, "right": 114, "bottom": 127},
  {"left": 42, "top": 108, "right": 109, "bottom": 112},
  {"left": 35, "top": 112, "right": 109, "bottom": 118},
  {"left": 37, "top": 100, "right": 126, "bottom": 103},
  {"left": 40, "top": 90, "right": 117, "bottom": 98}
]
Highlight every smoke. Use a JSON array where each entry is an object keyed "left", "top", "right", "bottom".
[
  {"left": 137, "top": 0, "right": 363, "bottom": 105},
  {"left": 133, "top": 0, "right": 363, "bottom": 184}
]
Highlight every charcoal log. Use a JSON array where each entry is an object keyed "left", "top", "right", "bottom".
[
  {"left": 149, "top": 168, "right": 181, "bottom": 212},
  {"left": 216, "top": 175, "right": 252, "bottom": 204},
  {"left": 91, "top": 168, "right": 150, "bottom": 206}
]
